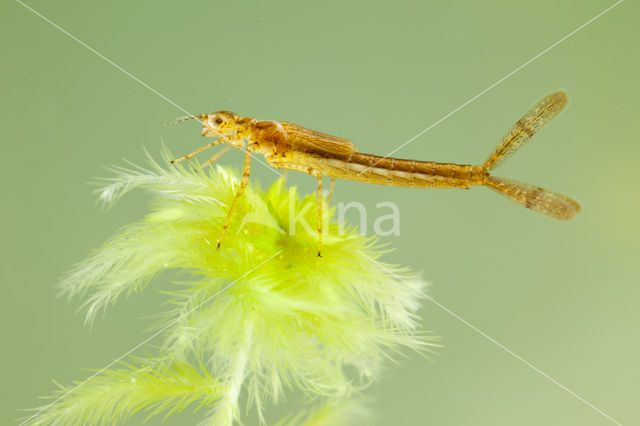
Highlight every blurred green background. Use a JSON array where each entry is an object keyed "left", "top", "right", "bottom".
[{"left": 1, "top": 0, "right": 637, "bottom": 425}]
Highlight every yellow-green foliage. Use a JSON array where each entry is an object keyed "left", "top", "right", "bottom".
[
  {"left": 28, "top": 359, "right": 225, "bottom": 426},
  {"left": 28, "top": 150, "right": 434, "bottom": 425}
]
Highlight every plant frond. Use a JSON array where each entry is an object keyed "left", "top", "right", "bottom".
[
  {"left": 35, "top": 151, "right": 435, "bottom": 425},
  {"left": 24, "top": 358, "right": 225, "bottom": 426}
]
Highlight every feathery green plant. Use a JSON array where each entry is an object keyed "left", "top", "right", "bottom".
[{"left": 26, "top": 149, "right": 435, "bottom": 425}]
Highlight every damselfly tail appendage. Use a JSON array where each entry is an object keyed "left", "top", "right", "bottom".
[
  {"left": 484, "top": 176, "right": 581, "bottom": 220},
  {"left": 482, "top": 91, "right": 581, "bottom": 220}
]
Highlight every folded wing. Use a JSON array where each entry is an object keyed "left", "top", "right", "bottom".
[{"left": 281, "top": 122, "right": 356, "bottom": 156}]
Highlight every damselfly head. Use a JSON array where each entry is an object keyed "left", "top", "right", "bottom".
[
  {"left": 165, "top": 111, "right": 239, "bottom": 138},
  {"left": 200, "top": 111, "right": 239, "bottom": 138}
]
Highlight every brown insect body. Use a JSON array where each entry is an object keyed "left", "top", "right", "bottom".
[
  {"left": 172, "top": 92, "right": 581, "bottom": 255},
  {"left": 285, "top": 151, "right": 486, "bottom": 188},
  {"left": 245, "top": 119, "right": 485, "bottom": 189}
]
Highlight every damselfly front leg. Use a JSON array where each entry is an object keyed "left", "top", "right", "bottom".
[
  {"left": 171, "top": 137, "right": 229, "bottom": 164},
  {"left": 271, "top": 161, "right": 324, "bottom": 257}
]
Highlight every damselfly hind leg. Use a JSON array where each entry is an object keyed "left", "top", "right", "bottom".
[
  {"left": 315, "top": 173, "right": 323, "bottom": 257},
  {"left": 327, "top": 178, "right": 336, "bottom": 206}
]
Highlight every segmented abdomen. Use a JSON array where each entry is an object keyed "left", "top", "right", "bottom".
[{"left": 290, "top": 152, "right": 486, "bottom": 188}]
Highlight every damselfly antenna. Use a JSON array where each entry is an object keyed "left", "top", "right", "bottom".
[{"left": 164, "top": 114, "right": 206, "bottom": 126}]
